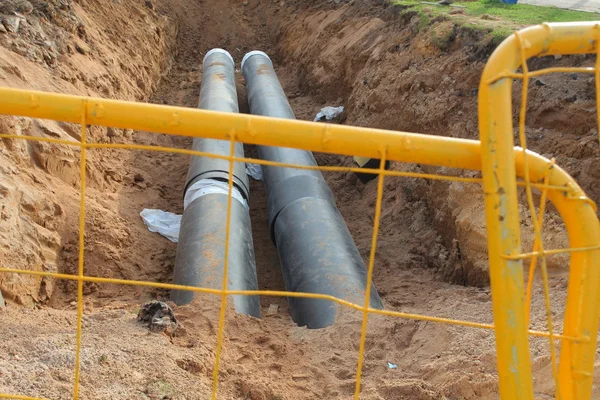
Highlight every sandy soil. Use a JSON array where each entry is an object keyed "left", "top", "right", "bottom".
[{"left": 0, "top": 0, "right": 599, "bottom": 399}]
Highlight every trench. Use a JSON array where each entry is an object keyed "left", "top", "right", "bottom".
[
  {"left": 48, "top": 0, "right": 586, "bottom": 322},
  {"left": 57, "top": 0, "right": 448, "bottom": 312},
  {"left": 1, "top": 0, "right": 597, "bottom": 398}
]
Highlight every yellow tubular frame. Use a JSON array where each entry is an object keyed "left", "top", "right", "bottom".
[
  {"left": 0, "top": 22, "right": 598, "bottom": 398},
  {"left": 480, "top": 22, "right": 600, "bottom": 400}
]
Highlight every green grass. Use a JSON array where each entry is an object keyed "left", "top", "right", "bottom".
[
  {"left": 393, "top": 0, "right": 600, "bottom": 46},
  {"left": 395, "top": 0, "right": 600, "bottom": 25},
  {"left": 460, "top": 0, "right": 600, "bottom": 24}
]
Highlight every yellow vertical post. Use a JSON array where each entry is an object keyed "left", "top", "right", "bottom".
[
  {"left": 479, "top": 69, "right": 534, "bottom": 398},
  {"left": 557, "top": 24, "right": 600, "bottom": 400},
  {"left": 558, "top": 220, "right": 600, "bottom": 400}
]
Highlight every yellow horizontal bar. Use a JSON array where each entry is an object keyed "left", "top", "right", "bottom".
[
  {"left": 527, "top": 67, "right": 595, "bottom": 77},
  {"left": 502, "top": 244, "right": 600, "bottom": 260},
  {"left": 0, "top": 133, "right": 76, "bottom": 147},
  {"left": 0, "top": 395, "right": 46, "bottom": 400},
  {"left": 0, "top": 266, "right": 584, "bottom": 343},
  {"left": 487, "top": 67, "right": 596, "bottom": 84},
  {"left": 0, "top": 266, "right": 223, "bottom": 296},
  {"left": 0, "top": 88, "right": 481, "bottom": 170}
]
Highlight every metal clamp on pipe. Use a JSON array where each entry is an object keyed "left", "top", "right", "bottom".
[
  {"left": 242, "top": 51, "right": 383, "bottom": 328},
  {"left": 172, "top": 49, "right": 261, "bottom": 318}
]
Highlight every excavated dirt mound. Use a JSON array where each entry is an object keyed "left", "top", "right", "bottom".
[{"left": 0, "top": 0, "right": 599, "bottom": 399}]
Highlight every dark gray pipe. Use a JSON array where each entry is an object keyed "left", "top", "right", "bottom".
[
  {"left": 185, "top": 50, "right": 250, "bottom": 200},
  {"left": 171, "top": 49, "right": 261, "bottom": 318},
  {"left": 242, "top": 51, "right": 383, "bottom": 328}
]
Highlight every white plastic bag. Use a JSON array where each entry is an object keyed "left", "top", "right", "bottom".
[
  {"left": 141, "top": 180, "right": 249, "bottom": 243},
  {"left": 314, "top": 106, "right": 344, "bottom": 122},
  {"left": 246, "top": 163, "right": 263, "bottom": 181},
  {"left": 140, "top": 209, "right": 181, "bottom": 243}
]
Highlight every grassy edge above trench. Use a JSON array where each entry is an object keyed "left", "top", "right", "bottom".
[{"left": 392, "top": 0, "right": 600, "bottom": 45}]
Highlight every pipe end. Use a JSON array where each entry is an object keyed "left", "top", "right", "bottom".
[
  {"left": 203, "top": 48, "right": 235, "bottom": 67},
  {"left": 241, "top": 50, "right": 272, "bottom": 71}
]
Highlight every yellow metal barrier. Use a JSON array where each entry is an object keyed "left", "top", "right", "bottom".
[
  {"left": 0, "top": 21, "right": 598, "bottom": 400},
  {"left": 480, "top": 22, "right": 600, "bottom": 400}
]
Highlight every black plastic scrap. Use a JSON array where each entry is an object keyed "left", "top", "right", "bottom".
[{"left": 137, "top": 300, "right": 178, "bottom": 333}]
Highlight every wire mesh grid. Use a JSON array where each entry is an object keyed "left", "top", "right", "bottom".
[
  {"left": 0, "top": 22, "right": 599, "bottom": 400},
  {"left": 0, "top": 129, "right": 590, "bottom": 399}
]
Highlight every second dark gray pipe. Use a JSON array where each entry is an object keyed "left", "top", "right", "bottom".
[{"left": 242, "top": 51, "right": 383, "bottom": 328}]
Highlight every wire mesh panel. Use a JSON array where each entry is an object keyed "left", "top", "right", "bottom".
[{"left": 0, "top": 21, "right": 598, "bottom": 400}]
